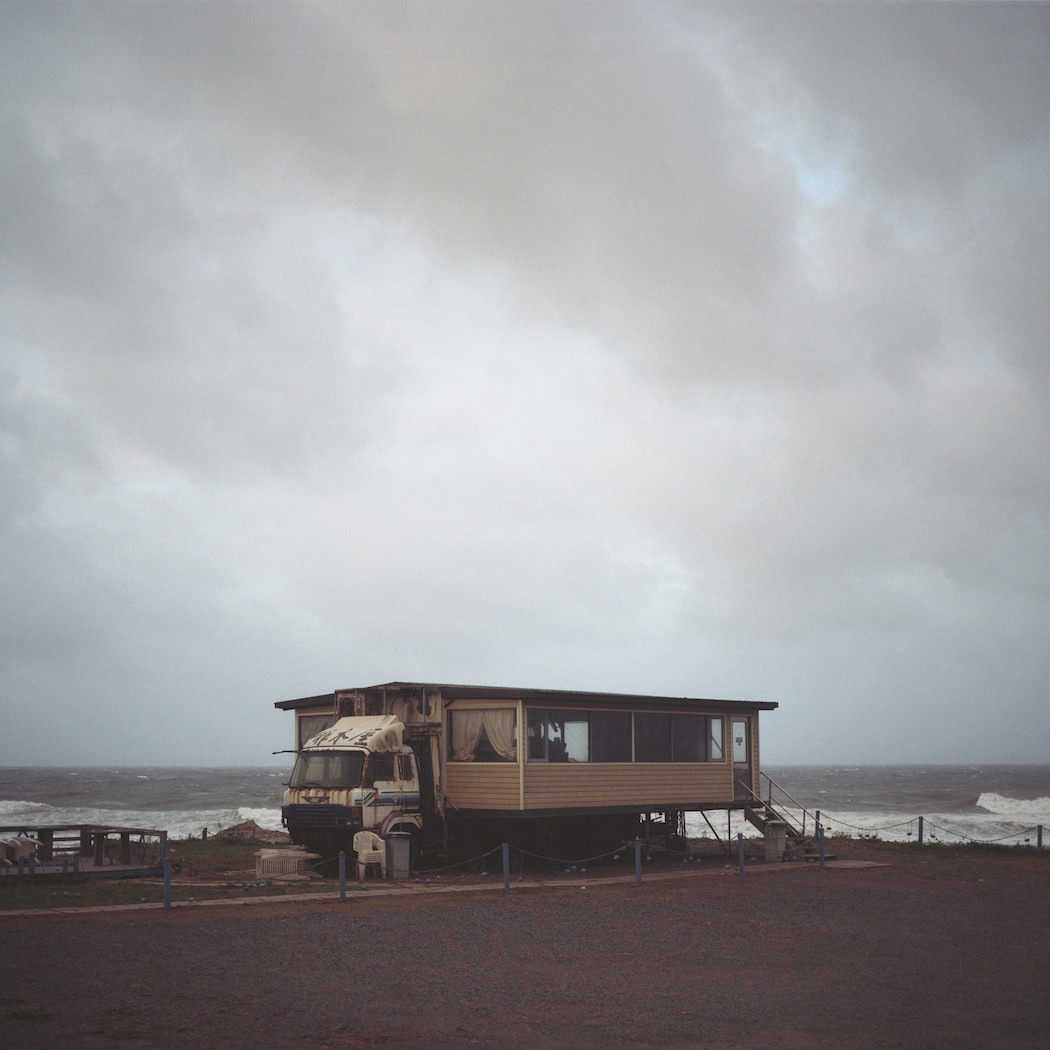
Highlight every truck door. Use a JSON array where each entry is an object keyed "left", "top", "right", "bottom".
[
  {"left": 398, "top": 753, "right": 419, "bottom": 813},
  {"left": 363, "top": 752, "right": 397, "bottom": 831}
]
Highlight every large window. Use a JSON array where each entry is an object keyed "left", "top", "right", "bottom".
[
  {"left": 634, "top": 713, "right": 672, "bottom": 762},
  {"left": 448, "top": 709, "right": 518, "bottom": 762},
  {"left": 526, "top": 709, "right": 725, "bottom": 763},
  {"left": 527, "top": 709, "right": 590, "bottom": 762},
  {"left": 289, "top": 750, "right": 365, "bottom": 788},
  {"left": 590, "top": 711, "right": 632, "bottom": 762}
]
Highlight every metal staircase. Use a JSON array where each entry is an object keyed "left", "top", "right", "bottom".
[{"left": 741, "top": 775, "right": 833, "bottom": 862}]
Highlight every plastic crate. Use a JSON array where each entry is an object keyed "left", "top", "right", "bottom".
[{"left": 255, "top": 849, "right": 311, "bottom": 878}]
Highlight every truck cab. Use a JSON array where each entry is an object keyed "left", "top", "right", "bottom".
[{"left": 282, "top": 715, "right": 423, "bottom": 861}]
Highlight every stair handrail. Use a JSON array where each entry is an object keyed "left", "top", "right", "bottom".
[{"left": 760, "top": 772, "right": 819, "bottom": 839}]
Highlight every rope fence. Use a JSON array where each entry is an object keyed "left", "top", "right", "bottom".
[
  {"left": 810, "top": 809, "right": 1045, "bottom": 849},
  {"left": 7, "top": 815, "right": 1045, "bottom": 913}
]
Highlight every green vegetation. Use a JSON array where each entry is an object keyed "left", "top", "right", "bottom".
[{"left": 0, "top": 836, "right": 333, "bottom": 912}]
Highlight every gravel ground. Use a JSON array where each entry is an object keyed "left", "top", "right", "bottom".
[{"left": 3, "top": 849, "right": 1048, "bottom": 1049}]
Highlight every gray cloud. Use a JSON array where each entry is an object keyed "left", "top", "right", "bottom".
[{"left": 1, "top": 2, "right": 1048, "bottom": 765}]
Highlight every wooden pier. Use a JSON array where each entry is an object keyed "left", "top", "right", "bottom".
[{"left": 1, "top": 824, "right": 168, "bottom": 878}]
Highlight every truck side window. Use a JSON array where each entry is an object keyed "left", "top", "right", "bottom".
[
  {"left": 398, "top": 755, "right": 415, "bottom": 782},
  {"left": 365, "top": 752, "right": 396, "bottom": 786}
]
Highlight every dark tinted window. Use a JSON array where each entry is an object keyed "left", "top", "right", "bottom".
[
  {"left": 672, "top": 714, "right": 705, "bottom": 762},
  {"left": 590, "top": 711, "right": 632, "bottom": 762},
  {"left": 634, "top": 713, "right": 672, "bottom": 762}
]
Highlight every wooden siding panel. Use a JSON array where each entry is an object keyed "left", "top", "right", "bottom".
[
  {"left": 523, "top": 763, "right": 734, "bottom": 809},
  {"left": 446, "top": 764, "right": 520, "bottom": 808}
]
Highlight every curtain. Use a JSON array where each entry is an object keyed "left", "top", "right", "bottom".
[
  {"left": 451, "top": 711, "right": 485, "bottom": 761},
  {"left": 450, "top": 710, "right": 518, "bottom": 761},
  {"left": 483, "top": 710, "right": 517, "bottom": 761}
]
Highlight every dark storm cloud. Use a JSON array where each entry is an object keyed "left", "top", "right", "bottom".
[{"left": 1, "top": 2, "right": 1047, "bottom": 764}]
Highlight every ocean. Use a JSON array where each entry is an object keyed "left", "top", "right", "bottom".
[{"left": 1, "top": 765, "right": 1048, "bottom": 846}]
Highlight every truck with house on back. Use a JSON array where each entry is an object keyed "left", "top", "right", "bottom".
[{"left": 276, "top": 680, "right": 782, "bottom": 866}]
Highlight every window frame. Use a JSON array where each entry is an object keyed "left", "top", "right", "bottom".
[{"left": 524, "top": 708, "right": 728, "bottom": 764}]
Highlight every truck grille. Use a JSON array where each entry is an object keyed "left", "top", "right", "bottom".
[{"left": 282, "top": 804, "right": 358, "bottom": 829}]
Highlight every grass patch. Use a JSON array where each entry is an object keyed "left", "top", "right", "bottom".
[{"left": 0, "top": 836, "right": 333, "bottom": 911}]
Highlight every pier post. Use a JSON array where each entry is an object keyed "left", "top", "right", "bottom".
[
  {"left": 163, "top": 858, "right": 171, "bottom": 911},
  {"left": 502, "top": 843, "right": 510, "bottom": 895},
  {"left": 737, "top": 833, "right": 745, "bottom": 875},
  {"left": 918, "top": 816, "right": 924, "bottom": 846},
  {"left": 635, "top": 838, "right": 642, "bottom": 884},
  {"left": 1038, "top": 826, "right": 1044, "bottom": 853},
  {"left": 338, "top": 851, "right": 346, "bottom": 902},
  {"left": 818, "top": 824, "right": 826, "bottom": 870}
]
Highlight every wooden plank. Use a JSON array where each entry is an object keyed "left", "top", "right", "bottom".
[{"left": 523, "top": 763, "right": 734, "bottom": 809}]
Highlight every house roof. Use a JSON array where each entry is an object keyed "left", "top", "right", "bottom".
[{"left": 274, "top": 682, "right": 777, "bottom": 712}]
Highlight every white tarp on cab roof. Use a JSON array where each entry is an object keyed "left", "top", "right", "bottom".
[{"left": 303, "top": 715, "right": 404, "bottom": 752}]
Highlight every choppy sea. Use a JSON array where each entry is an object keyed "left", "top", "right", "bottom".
[{"left": 1, "top": 765, "right": 1048, "bottom": 845}]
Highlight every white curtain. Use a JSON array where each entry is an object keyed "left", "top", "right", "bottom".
[
  {"left": 451, "top": 711, "right": 485, "bottom": 761},
  {"left": 451, "top": 710, "right": 518, "bottom": 761},
  {"left": 484, "top": 710, "right": 517, "bottom": 760}
]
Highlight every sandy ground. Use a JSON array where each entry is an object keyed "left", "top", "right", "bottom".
[{"left": 2, "top": 844, "right": 1048, "bottom": 1049}]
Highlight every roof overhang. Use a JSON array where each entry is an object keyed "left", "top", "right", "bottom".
[{"left": 274, "top": 682, "right": 777, "bottom": 712}]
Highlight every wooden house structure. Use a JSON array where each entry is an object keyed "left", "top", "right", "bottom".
[{"left": 276, "top": 681, "right": 793, "bottom": 856}]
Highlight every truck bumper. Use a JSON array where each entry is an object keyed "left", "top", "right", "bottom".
[{"left": 282, "top": 804, "right": 362, "bottom": 856}]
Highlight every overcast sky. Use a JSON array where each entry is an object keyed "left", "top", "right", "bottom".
[{"left": 3, "top": 2, "right": 1048, "bottom": 768}]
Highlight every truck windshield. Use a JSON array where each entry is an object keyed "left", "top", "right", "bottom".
[{"left": 289, "top": 750, "right": 366, "bottom": 789}]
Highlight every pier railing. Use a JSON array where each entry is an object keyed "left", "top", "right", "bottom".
[{"left": 0, "top": 824, "right": 168, "bottom": 872}]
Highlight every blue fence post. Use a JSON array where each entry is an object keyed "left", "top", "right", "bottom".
[
  {"left": 160, "top": 831, "right": 168, "bottom": 865},
  {"left": 163, "top": 857, "right": 171, "bottom": 911},
  {"left": 737, "top": 833, "right": 745, "bottom": 875},
  {"left": 339, "top": 850, "right": 346, "bottom": 902},
  {"left": 918, "top": 816, "right": 924, "bottom": 846},
  {"left": 635, "top": 838, "right": 642, "bottom": 884},
  {"left": 73, "top": 852, "right": 79, "bottom": 875},
  {"left": 818, "top": 824, "right": 826, "bottom": 870}
]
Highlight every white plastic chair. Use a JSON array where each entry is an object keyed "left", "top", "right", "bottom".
[{"left": 353, "top": 831, "right": 386, "bottom": 879}]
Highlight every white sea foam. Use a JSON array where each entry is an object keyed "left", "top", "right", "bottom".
[
  {"left": 237, "top": 806, "right": 284, "bottom": 832},
  {"left": 1, "top": 796, "right": 286, "bottom": 839},
  {"left": 0, "top": 799, "right": 56, "bottom": 817},
  {"left": 686, "top": 793, "right": 1050, "bottom": 845},
  {"left": 976, "top": 792, "right": 1050, "bottom": 818}
]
